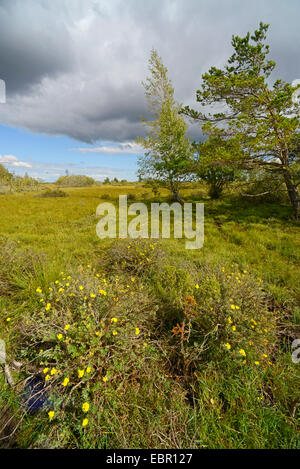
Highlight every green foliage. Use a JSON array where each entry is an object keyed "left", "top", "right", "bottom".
[
  {"left": 190, "top": 141, "right": 241, "bottom": 199},
  {"left": 137, "top": 49, "right": 194, "bottom": 203},
  {"left": 0, "top": 164, "right": 13, "bottom": 184},
  {"left": 127, "top": 193, "right": 136, "bottom": 201},
  {"left": 100, "top": 193, "right": 110, "bottom": 200},
  {"left": 242, "top": 170, "right": 288, "bottom": 204},
  {"left": 37, "top": 189, "right": 68, "bottom": 198},
  {"left": 56, "top": 175, "right": 95, "bottom": 187},
  {"left": 182, "top": 22, "right": 300, "bottom": 217},
  {"left": 0, "top": 187, "right": 299, "bottom": 449},
  {"left": 0, "top": 165, "right": 39, "bottom": 193},
  {"left": 103, "top": 238, "right": 163, "bottom": 276}
]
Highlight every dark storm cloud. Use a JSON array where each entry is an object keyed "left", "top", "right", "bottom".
[
  {"left": 0, "top": 0, "right": 299, "bottom": 143},
  {"left": 0, "top": 0, "right": 75, "bottom": 94}
]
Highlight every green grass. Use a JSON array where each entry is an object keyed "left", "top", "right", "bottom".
[{"left": 0, "top": 184, "right": 299, "bottom": 448}]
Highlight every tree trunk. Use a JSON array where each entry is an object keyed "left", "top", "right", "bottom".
[
  {"left": 284, "top": 171, "right": 300, "bottom": 219},
  {"left": 170, "top": 180, "right": 183, "bottom": 205}
]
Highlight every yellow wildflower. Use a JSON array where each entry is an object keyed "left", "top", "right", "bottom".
[
  {"left": 36, "top": 287, "right": 42, "bottom": 293},
  {"left": 232, "top": 325, "right": 236, "bottom": 331},
  {"left": 45, "top": 374, "right": 50, "bottom": 382},
  {"left": 98, "top": 290, "right": 107, "bottom": 296},
  {"left": 112, "top": 330, "right": 118, "bottom": 336},
  {"left": 225, "top": 343, "right": 231, "bottom": 350},
  {"left": 78, "top": 369, "right": 85, "bottom": 378},
  {"left": 82, "top": 402, "right": 90, "bottom": 413},
  {"left": 111, "top": 317, "right": 118, "bottom": 323},
  {"left": 239, "top": 349, "right": 246, "bottom": 357},
  {"left": 43, "top": 367, "right": 49, "bottom": 374},
  {"left": 64, "top": 324, "right": 70, "bottom": 331},
  {"left": 6, "top": 317, "right": 11, "bottom": 322},
  {"left": 86, "top": 367, "right": 91, "bottom": 373},
  {"left": 79, "top": 286, "right": 84, "bottom": 291},
  {"left": 50, "top": 368, "right": 57, "bottom": 376},
  {"left": 103, "top": 376, "right": 108, "bottom": 382},
  {"left": 48, "top": 411, "right": 54, "bottom": 421},
  {"left": 57, "top": 333, "right": 63, "bottom": 340},
  {"left": 82, "top": 418, "right": 88, "bottom": 427},
  {"left": 62, "top": 377, "right": 69, "bottom": 387},
  {"left": 45, "top": 303, "right": 51, "bottom": 311},
  {"left": 135, "top": 327, "right": 140, "bottom": 335}
]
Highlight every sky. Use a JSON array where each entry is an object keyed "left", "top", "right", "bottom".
[{"left": 0, "top": 0, "right": 300, "bottom": 182}]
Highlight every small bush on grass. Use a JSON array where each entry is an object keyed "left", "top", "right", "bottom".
[
  {"left": 1, "top": 240, "right": 298, "bottom": 448},
  {"left": 127, "top": 193, "right": 136, "bottom": 201},
  {"left": 36, "top": 189, "right": 68, "bottom": 198},
  {"left": 153, "top": 260, "right": 277, "bottom": 379},
  {"left": 56, "top": 175, "right": 95, "bottom": 187},
  {"left": 16, "top": 265, "right": 180, "bottom": 447},
  {"left": 0, "top": 238, "right": 44, "bottom": 299},
  {"left": 103, "top": 239, "right": 164, "bottom": 276}
]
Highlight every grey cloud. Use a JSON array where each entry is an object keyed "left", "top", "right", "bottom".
[
  {"left": 0, "top": 0, "right": 299, "bottom": 143},
  {"left": 0, "top": 0, "right": 76, "bottom": 94}
]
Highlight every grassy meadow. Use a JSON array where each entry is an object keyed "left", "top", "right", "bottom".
[{"left": 0, "top": 183, "right": 299, "bottom": 448}]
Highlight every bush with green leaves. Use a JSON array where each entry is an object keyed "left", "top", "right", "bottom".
[
  {"left": 56, "top": 175, "right": 95, "bottom": 187},
  {"left": 15, "top": 264, "right": 186, "bottom": 448},
  {"left": 37, "top": 189, "right": 68, "bottom": 198},
  {"left": 152, "top": 260, "right": 277, "bottom": 378}
]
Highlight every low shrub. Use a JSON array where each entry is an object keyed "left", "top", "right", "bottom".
[
  {"left": 37, "top": 189, "right": 68, "bottom": 198},
  {"left": 102, "top": 239, "right": 164, "bottom": 276},
  {"left": 127, "top": 193, "right": 136, "bottom": 201},
  {"left": 0, "top": 239, "right": 297, "bottom": 449},
  {"left": 56, "top": 175, "right": 95, "bottom": 187},
  {"left": 152, "top": 260, "right": 277, "bottom": 379},
  {"left": 15, "top": 265, "right": 184, "bottom": 448}
]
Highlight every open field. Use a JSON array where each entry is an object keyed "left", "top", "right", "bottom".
[{"left": 0, "top": 185, "right": 299, "bottom": 449}]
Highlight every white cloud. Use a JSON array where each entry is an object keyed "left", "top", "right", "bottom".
[
  {"left": 71, "top": 141, "right": 143, "bottom": 154},
  {"left": 0, "top": 154, "right": 32, "bottom": 168},
  {"left": 0, "top": 156, "right": 127, "bottom": 182}
]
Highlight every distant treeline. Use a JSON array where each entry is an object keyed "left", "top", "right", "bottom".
[
  {"left": 0, "top": 164, "right": 39, "bottom": 193},
  {"left": 56, "top": 175, "right": 129, "bottom": 187}
]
